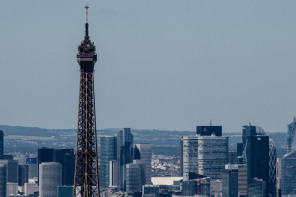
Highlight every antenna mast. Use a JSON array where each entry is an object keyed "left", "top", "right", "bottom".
[{"left": 85, "top": 5, "right": 89, "bottom": 23}]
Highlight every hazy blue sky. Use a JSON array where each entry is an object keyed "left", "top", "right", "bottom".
[{"left": 0, "top": 0, "right": 296, "bottom": 133}]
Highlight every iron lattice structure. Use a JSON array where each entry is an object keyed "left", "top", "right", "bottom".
[{"left": 73, "top": 7, "right": 100, "bottom": 197}]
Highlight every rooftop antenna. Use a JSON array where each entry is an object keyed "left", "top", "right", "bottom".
[
  {"left": 85, "top": 5, "right": 89, "bottom": 23},
  {"left": 84, "top": 6, "right": 90, "bottom": 40}
]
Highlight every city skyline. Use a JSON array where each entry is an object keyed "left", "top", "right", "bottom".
[{"left": 1, "top": 1, "right": 296, "bottom": 133}]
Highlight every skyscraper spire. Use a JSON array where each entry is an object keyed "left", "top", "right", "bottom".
[{"left": 84, "top": 6, "right": 89, "bottom": 40}]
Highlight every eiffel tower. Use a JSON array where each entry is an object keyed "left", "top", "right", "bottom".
[{"left": 73, "top": 6, "right": 100, "bottom": 197}]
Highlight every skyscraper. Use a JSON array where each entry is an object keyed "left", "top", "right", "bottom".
[
  {"left": 0, "top": 159, "right": 19, "bottom": 183},
  {"left": 238, "top": 164, "right": 247, "bottom": 197},
  {"left": 18, "top": 164, "right": 29, "bottom": 186},
  {"left": 99, "top": 136, "right": 117, "bottom": 188},
  {"left": 0, "top": 130, "right": 3, "bottom": 158},
  {"left": 126, "top": 163, "right": 143, "bottom": 192},
  {"left": 280, "top": 149, "right": 296, "bottom": 196},
  {"left": 39, "top": 162, "right": 62, "bottom": 197},
  {"left": 222, "top": 164, "right": 238, "bottom": 197},
  {"left": 117, "top": 128, "right": 133, "bottom": 190},
  {"left": 182, "top": 135, "right": 228, "bottom": 180},
  {"left": 198, "top": 136, "right": 228, "bottom": 180},
  {"left": 37, "top": 148, "right": 75, "bottom": 185},
  {"left": 182, "top": 136, "right": 198, "bottom": 181},
  {"left": 242, "top": 125, "right": 265, "bottom": 151},
  {"left": 38, "top": 147, "right": 56, "bottom": 183},
  {"left": 287, "top": 117, "right": 296, "bottom": 152},
  {"left": 73, "top": 6, "right": 99, "bottom": 197},
  {"left": 134, "top": 143, "right": 152, "bottom": 184},
  {"left": 244, "top": 125, "right": 277, "bottom": 197},
  {"left": 63, "top": 153, "right": 75, "bottom": 186},
  {"left": 56, "top": 149, "right": 75, "bottom": 186},
  {"left": 0, "top": 163, "right": 6, "bottom": 197},
  {"left": 38, "top": 147, "right": 56, "bottom": 165},
  {"left": 26, "top": 157, "right": 38, "bottom": 179}
]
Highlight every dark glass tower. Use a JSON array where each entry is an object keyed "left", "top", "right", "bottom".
[
  {"left": 244, "top": 127, "right": 277, "bottom": 197},
  {"left": 117, "top": 128, "right": 133, "bottom": 190},
  {"left": 56, "top": 149, "right": 75, "bottom": 186},
  {"left": 73, "top": 6, "right": 99, "bottom": 197},
  {"left": 0, "top": 130, "right": 3, "bottom": 158}
]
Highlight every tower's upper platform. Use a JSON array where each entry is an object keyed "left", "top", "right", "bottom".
[{"left": 77, "top": 7, "right": 97, "bottom": 64}]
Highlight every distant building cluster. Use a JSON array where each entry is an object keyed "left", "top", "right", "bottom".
[
  {"left": 2, "top": 118, "right": 296, "bottom": 197},
  {"left": 99, "top": 128, "right": 152, "bottom": 193}
]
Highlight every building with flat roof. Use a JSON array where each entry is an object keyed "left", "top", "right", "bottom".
[
  {"left": 39, "top": 162, "right": 62, "bottom": 197},
  {"left": 182, "top": 135, "right": 228, "bottom": 180}
]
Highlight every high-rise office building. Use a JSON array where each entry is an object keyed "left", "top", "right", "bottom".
[
  {"left": 0, "top": 130, "right": 3, "bottom": 158},
  {"left": 237, "top": 143, "right": 244, "bottom": 157},
  {"left": 280, "top": 149, "right": 296, "bottom": 196},
  {"left": 19, "top": 164, "right": 29, "bottom": 186},
  {"left": 117, "top": 128, "right": 133, "bottom": 190},
  {"left": 182, "top": 136, "right": 198, "bottom": 181},
  {"left": 26, "top": 158, "right": 38, "bottom": 179},
  {"left": 126, "top": 163, "right": 143, "bottom": 192},
  {"left": 245, "top": 125, "right": 277, "bottom": 197},
  {"left": 242, "top": 125, "right": 265, "bottom": 151},
  {"left": 238, "top": 164, "right": 247, "bottom": 197},
  {"left": 99, "top": 136, "right": 117, "bottom": 188},
  {"left": 197, "top": 136, "right": 228, "bottom": 180},
  {"left": 37, "top": 148, "right": 74, "bottom": 185},
  {"left": 287, "top": 117, "right": 296, "bottom": 152},
  {"left": 0, "top": 159, "right": 19, "bottom": 183},
  {"left": 247, "top": 178, "right": 266, "bottom": 197},
  {"left": 56, "top": 149, "right": 75, "bottom": 186},
  {"left": 38, "top": 147, "right": 56, "bottom": 165},
  {"left": 0, "top": 163, "right": 6, "bottom": 197},
  {"left": 222, "top": 164, "right": 238, "bottom": 197},
  {"left": 134, "top": 143, "right": 152, "bottom": 184},
  {"left": 39, "top": 162, "right": 62, "bottom": 197},
  {"left": 182, "top": 135, "right": 228, "bottom": 180},
  {"left": 63, "top": 153, "right": 75, "bottom": 186}
]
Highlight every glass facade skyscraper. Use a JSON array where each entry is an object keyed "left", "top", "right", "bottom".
[
  {"left": 117, "top": 128, "right": 133, "bottom": 190},
  {"left": 280, "top": 149, "right": 296, "bottom": 196},
  {"left": 99, "top": 136, "right": 117, "bottom": 188},
  {"left": 222, "top": 165, "right": 238, "bottom": 197},
  {"left": 182, "top": 135, "right": 228, "bottom": 180},
  {"left": 134, "top": 143, "right": 152, "bottom": 185},
  {"left": 0, "top": 130, "right": 3, "bottom": 158},
  {"left": 244, "top": 125, "right": 277, "bottom": 197}
]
